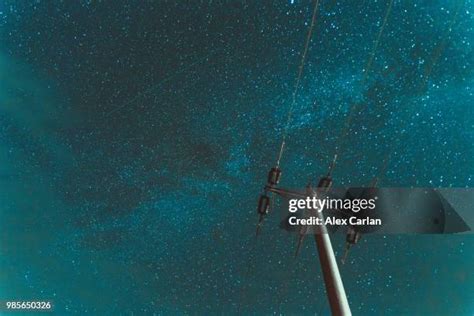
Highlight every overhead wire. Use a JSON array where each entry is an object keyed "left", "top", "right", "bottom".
[
  {"left": 239, "top": 0, "right": 322, "bottom": 313},
  {"left": 272, "top": 1, "right": 395, "bottom": 313},
  {"left": 272, "top": 2, "right": 396, "bottom": 312},
  {"left": 276, "top": 0, "right": 321, "bottom": 167},
  {"left": 242, "top": 0, "right": 463, "bottom": 313},
  {"left": 373, "top": 0, "right": 465, "bottom": 185},
  {"left": 272, "top": 0, "right": 322, "bottom": 311},
  {"left": 332, "top": 0, "right": 394, "bottom": 167}
]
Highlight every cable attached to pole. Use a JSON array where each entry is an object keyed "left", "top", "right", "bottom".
[
  {"left": 276, "top": 0, "right": 321, "bottom": 167},
  {"left": 332, "top": 0, "right": 394, "bottom": 168},
  {"left": 373, "top": 0, "right": 464, "bottom": 184}
]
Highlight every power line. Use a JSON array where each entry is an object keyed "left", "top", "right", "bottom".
[{"left": 276, "top": 0, "right": 321, "bottom": 167}]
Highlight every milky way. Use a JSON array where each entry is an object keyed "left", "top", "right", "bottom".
[{"left": 0, "top": 1, "right": 473, "bottom": 314}]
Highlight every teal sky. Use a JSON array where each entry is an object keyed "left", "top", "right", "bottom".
[{"left": 0, "top": 1, "right": 473, "bottom": 314}]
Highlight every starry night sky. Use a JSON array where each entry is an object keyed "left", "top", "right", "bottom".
[{"left": 0, "top": 0, "right": 473, "bottom": 314}]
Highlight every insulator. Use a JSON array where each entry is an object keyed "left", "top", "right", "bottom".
[
  {"left": 346, "top": 226, "right": 361, "bottom": 245},
  {"left": 257, "top": 195, "right": 270, "bottom": 215},
  {"left": 317, "top": 175, "right": 332, "bottom": 189},
  {"left": 267, "top": 167, "right": 282, "bottom": 186}
]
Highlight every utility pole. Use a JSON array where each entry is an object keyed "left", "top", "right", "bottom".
[
  {"left": 313, "top": 207, "right": 351, "bottom": 316},
  {"left": 257, "top": 156, "right": 351, "bottom": 315}
]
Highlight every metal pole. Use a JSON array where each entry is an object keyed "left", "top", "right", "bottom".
[{"left": 314, "top": 210, "right": 351, "bottom": 316}]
